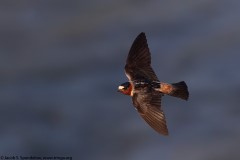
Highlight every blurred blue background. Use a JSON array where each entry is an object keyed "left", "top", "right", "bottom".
[{"left": 0, "top": 0, "right": 240, "bottom": 159}]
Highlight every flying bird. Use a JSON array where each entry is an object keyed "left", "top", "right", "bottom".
[{"left": 118, "top": 32, "right": 189, "bottom": 135}]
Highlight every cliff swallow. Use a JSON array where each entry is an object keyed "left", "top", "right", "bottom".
[{"left": 118, "top": 32, "right": 189, "bottom": 135}]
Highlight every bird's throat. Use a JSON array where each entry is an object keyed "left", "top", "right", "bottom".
[{"left": 123, "top": 84, "right": 133, "bottom": 96}]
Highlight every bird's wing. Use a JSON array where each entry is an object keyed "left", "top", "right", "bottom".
[
  {"left": 125, "top": 32, "right": 159, "bottom": 82},
  {"left": 132, "top": 88, "right": 168, "bottom": 135}
]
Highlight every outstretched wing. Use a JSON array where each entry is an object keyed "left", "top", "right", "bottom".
[
  {"left": 125, "top": 32, "right": 159, "bottom": 82},
  {"left": 132, "top": 88, "right": 168, "bottom": 135}
]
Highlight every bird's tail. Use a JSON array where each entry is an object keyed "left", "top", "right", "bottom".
[
  {"left": 158, "top": 81, "right": 189, "bottom": 100},
  {"left": 170, "top": 81, "right": 189, "bottom": 100}
]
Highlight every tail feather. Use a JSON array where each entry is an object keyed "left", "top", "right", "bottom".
[{"left": 170, "top": 81, "right": 189, "bottom": 100}]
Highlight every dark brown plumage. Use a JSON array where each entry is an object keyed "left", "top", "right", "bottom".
[{"left": 118, "top": 32, "right": 189, "bottom": 135}]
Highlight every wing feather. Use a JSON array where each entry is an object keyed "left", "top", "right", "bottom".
[
  {"left": 125, "top": 32, "right": 159, "bottom": 82},
  {"left": 141, "top": 107, "right": 168, "bottom": 135},
  {"left": 132, "top": 88, "right": 168, "bottom": 135}
]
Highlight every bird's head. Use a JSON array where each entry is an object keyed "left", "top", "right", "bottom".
[{"left": 118, "top": 82, "right": 132, "bottom": 96}]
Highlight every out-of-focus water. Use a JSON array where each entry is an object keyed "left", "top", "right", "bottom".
[{"left": 0, "top": 1, "right": 240, "bottom": 159}]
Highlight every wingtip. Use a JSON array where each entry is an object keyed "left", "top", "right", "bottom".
[
  {"left": 133, "top": 32, "right": 148, "bottom": 48},
  {"left": 140, "top": 107, "right": 169, "bottom": 136},
  {"left": 138, "top": 32, "right": 146, "bottom": 37},
  {"left": 162, "top": 131, "right": 169, "bottom": 136}
]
